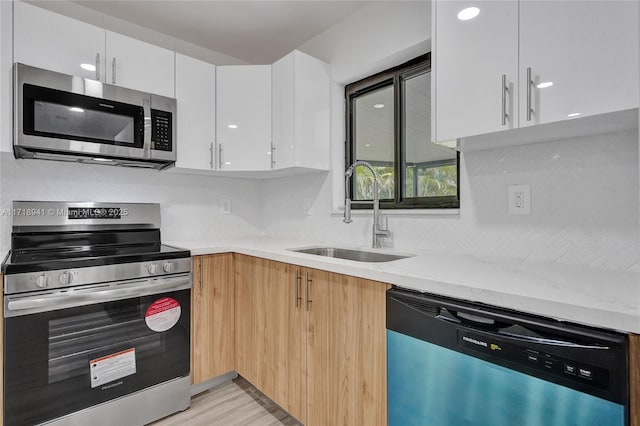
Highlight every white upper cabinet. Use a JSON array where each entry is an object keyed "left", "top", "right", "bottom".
[
  {"left": 216, "top": 65, "right": 272, "bottom": 171},
  {"left": 14, "top": 1, "right": 105, "bottom": 81},
  {"left": 174, "top": 54, "right": 216, "bottom": 171},
  {"left": 105, "top": 31, "right": 175, "bottom": 98},
  {"left": 13, "top": 3, "right": 176, "bottom": 97},
  {"left": 272, "top": 50, "right": 331, "bottom": 171},
  {"left": 518, "top": 0, "right": 639, "bottom": 128},
  {"left": 433, "top": 0, "right": 639, "bottom": 143},
  {"left": 433, "top": 1, "right": 518, "bottom": 142}
]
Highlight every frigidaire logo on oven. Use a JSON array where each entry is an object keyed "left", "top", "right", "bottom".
[
  {"left": 101, "top": 381, "right": 124, "bottom": 391},
  {"left": 462, "top": 336, "right": 488, "bottom": 347}
]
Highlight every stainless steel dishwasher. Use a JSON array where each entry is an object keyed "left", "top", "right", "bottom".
[{"left": 387, "top": 288, "right": 629, "bottom": 426}]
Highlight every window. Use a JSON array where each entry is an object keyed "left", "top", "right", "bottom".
[{"left": 346, "top": 54, "right": 459, "bottom": 209}]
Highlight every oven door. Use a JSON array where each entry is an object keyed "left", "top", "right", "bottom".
[{"left": 3, "top": 275, "right": 191, "bottom": 426}]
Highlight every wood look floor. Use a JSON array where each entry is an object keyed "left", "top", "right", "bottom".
[{"left": 150, "top": 377, "right": 301, "bottom": 426}]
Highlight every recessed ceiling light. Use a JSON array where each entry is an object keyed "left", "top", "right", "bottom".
[
  {"left": 536, "top": 81, "right": 554, "bottom": 89},
  {"left": 224, "top": 161, "right": 232, "bottom": 165},
  {"left": 365, "top": 144, "right": 371, "bottom": 147},
  {"left": 457, "top": 7, "right": 480, "bottom": 21},
  {"left": 69, "top": 107, "right": 84, "bottom": 113},
  {"left": 567, "top": 112, "right": 581, "bottom": 118},
  {"left": 228, "top": 124, "right": 238, "bottom": 129},
  {"left": 81, "top": 63, "right": 96, "bottom": 72},
  {"left": 373, "top": 104, "right": 384, "bottom": 109}
]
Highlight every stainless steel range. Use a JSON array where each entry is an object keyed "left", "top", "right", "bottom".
[{"left": 1, "top": 201, "right": 192, "bottom": 426}]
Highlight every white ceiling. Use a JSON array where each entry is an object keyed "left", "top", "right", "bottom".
[{"left": 71, "top": 1, "right": 371, "bottom": 64}]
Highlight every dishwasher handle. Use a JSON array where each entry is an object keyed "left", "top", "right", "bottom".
[
  {"left": 437, "top": 307, "right": 609, "bottom": 350},
  {"left": 437, "top": 306, "right": 508, "bottom": 331}
]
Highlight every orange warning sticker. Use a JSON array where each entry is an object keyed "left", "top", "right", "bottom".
[
  {"left": 145, "top": 297, "right": 181, "bottom": 332},
  {"left": 90, "top": 348, "right": 136, "bottom": 389}
]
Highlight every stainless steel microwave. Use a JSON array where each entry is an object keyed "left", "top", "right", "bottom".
[{"left": 14, "top": 63, "right": 176, "bottom": 169}]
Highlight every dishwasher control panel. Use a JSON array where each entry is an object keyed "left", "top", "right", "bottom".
[{"left": 458, "top": 330, "right": 609, "bottom": 391}]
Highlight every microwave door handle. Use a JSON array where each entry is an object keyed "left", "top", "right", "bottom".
[{"left": 143, "top": 98, "right": 151, "bottom": 158}]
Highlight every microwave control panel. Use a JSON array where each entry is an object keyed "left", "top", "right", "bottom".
[{"left": 150, "top": 109, "right": 173, "bottom": 151}]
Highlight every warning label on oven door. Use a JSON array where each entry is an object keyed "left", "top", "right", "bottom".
[
  {"left": 90, "top": 348, "right": 136, "bottom": 389},
  {"left": 145, "top": 297, "right": 181, "bottom": 332}
]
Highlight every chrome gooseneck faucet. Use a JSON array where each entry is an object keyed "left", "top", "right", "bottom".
[{"left": 344, "top": 160, "right": 390, "bottom": 248}]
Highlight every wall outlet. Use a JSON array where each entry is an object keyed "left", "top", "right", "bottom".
[
  {"left": 220, "top": 199, "right": 231, "bottom": 215},
  {"left": 507, "top": 184, "right": 531, "bottom": 215},
  {"left": 303, "top": 198, "right": 312, "bottom": 216}
]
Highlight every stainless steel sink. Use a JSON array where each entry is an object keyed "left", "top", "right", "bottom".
[{"left": 288, "top": 246, "right": 414, "bottom": 263}]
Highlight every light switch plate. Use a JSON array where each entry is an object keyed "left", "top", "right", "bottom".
[{"left": 507, "top": 184, "right": 531, "bottom": 215}]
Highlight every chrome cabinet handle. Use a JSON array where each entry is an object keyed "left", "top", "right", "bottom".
[
  {"left": 270, "top": 142, "right": 276, "bottom": 169},
  {"left": 209, "top": 143, "right": 214, "bottom": 169},
  {"left": 218, "top": 143, "right": 224, "bottom": 169},
  {"left": 95, "top": 53, "right": 101, "bottom": 81},
  {"left": 305, "top": 271, "right": 312, "bottom": 311},
  {"left": 295, "top": 270, "right": 302, "bottom": 307},
  {"left": 112, "top": 57, "right": 117, "bottom": 84},
  {"left": 199, "top": 257, "right": 203, "bottom": 291},
  {"left": 501, "top": 74, "right": 509, "bottom": 126},
  {"left": 526, "top": 67, "right": 533, "bottom": 121}
]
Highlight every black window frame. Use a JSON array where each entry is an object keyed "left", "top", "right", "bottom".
[{"left": 345, "top": 53, "right": 460, "bottom": 209}]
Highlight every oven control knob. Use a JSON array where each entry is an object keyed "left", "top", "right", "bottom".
[
  {"left": 36, "top": 273, "right": 51, "bottom": 288},
  {"left": 59, "top": 271, "right": 74, "bottom": 285},
  {"left": 147, "top": 263, "right": 159, "bottom": 274},
  {"left": 162, "top": 262, "right": 174, "bottom": 273}
]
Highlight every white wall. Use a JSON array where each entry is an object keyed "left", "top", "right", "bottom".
[
  {"left": 0, "top": 153, "right": 263, "bottom": 253},
  {"left": 298, "top": 1, "right": 430, "bottom": 85}
]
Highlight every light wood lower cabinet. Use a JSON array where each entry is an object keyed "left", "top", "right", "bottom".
[
  {"left": 234, "top": 254, "right": 389, "bottom": 426},
  {"left": 191, "top": 254, "right": 235, "bottom": 384},
  {"left": 234, "top": 255, "right": 307, "bottom": 422}
]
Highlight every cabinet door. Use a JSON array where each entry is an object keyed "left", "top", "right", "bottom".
[
  {"left": 175, "top": 54, "right": 216, "bottom": 170},
  {"left": 216, "top": 66, "right": 272, "bottom": 171},
  {"left": 191, "top": 254, "right": 235, "bottom": 385},
  {"left": 519, "top": 1, "right": 639, "bottom": 127},
  {"left": 325, "top": 274, "right": 389, "bottom": 426},
  {"left": 433, "top": 0, "right": 518, "bottom": 141},
  {"left": 272, "top": 51, "right": 331, "bottom": 171},
  {"left": 105, "top": 31, "right": 175, "bottom": 97},
  {"left": 234, "top": 255, "right": 257, "bottom": 383},
  {"left": 234, "top": 255, "right": 306, "bottom": 423},
  {"left": 14, "top": 1, "right": 105, "bottom": 81},
  {"left": 304, "top": 268, "right": 331, "bottom": 426},
  {"left": 271, "top": 53, "right": 296, "bottom": 169}
]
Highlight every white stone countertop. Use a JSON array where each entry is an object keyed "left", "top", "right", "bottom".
[{"left": 171, "top": 237, "right": 639, "bottom": 334}]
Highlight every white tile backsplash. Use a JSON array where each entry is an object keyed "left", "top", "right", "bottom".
[
  {"left": 0, "top": 153, "right": 263, "bottom": 253},
  {"left": 261, "top": 130, "right": 640, "bottom": 271},
  {"left": 1, "top": 129, "right": 637, "bottom": 272}
]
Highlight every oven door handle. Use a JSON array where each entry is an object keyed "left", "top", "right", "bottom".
[{"left": 5, "top": 276, "right": 191, "bottom": 316}]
